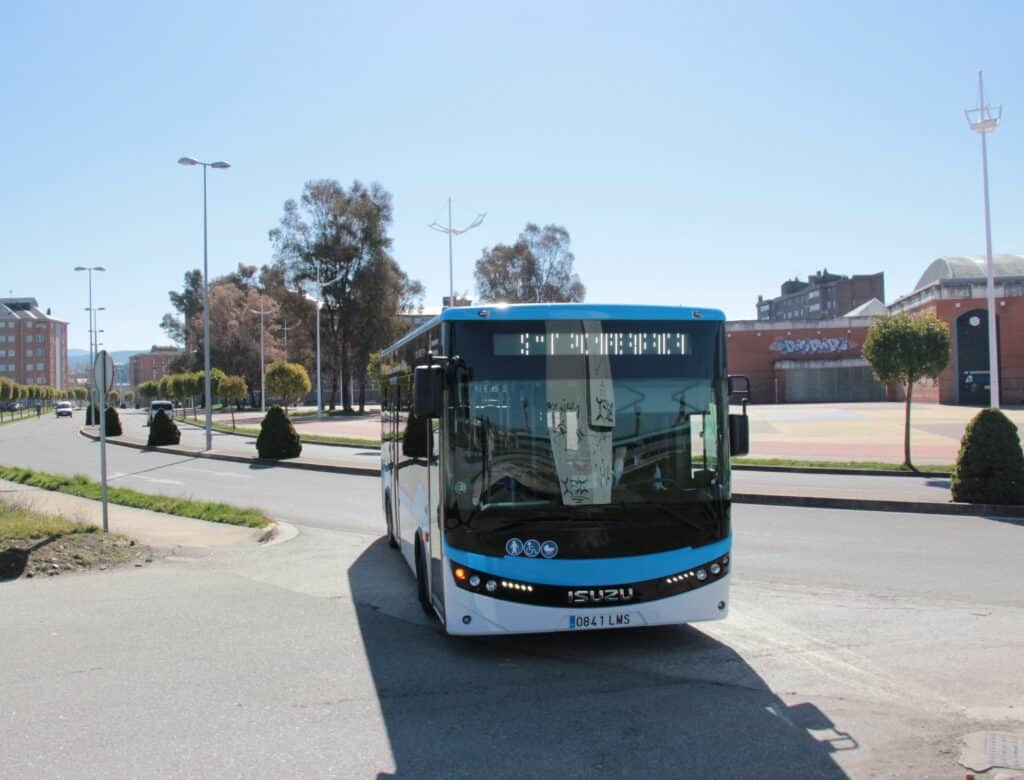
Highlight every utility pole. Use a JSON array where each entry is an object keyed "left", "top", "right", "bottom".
[
  {"left": 428, "top": 197, "right": 486, "bottom": 306},
  {"left": 964, "top": 71, "right": 1002, "bottom": 409},
  {"left": 280, "top": 317, "right": 295, "bottom": 361}
]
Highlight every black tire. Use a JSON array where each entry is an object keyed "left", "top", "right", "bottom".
[
  {"left": 385, "top": 503, "right": 398, "bottom": 549},
  {"left": 415, "top": 543, "right": 433, "bottom": 616}
]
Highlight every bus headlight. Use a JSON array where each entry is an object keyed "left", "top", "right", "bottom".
[
  {"left": 469, "top": 575, "right": 481, "bottom": 588},
  {"left": 696, "top": 568, "right": 708, "bottom": 581},
  {"left": 485, "top": 579, "right": 497, "bottom": 592},
  {"left": 710, "top": 563, "right": 721, "bottom": 575}
]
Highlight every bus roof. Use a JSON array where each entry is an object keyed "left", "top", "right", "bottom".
[{"left": 383, "top": 303, "right": 725, "bottom": 355}]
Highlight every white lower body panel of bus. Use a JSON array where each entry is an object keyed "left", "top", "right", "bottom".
[{"left": 442, "top": 567, "right": 730, "bottom": 636}]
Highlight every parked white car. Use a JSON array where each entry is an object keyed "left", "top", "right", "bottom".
[
  {"left": 55, "top": 401, "right": 73, "bottom": 418},
  {"left": 147, "top": 400, "right": 174, "bottom": 426}
]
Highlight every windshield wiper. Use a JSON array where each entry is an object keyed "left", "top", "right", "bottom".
[{"left": 611, "top": 501, "right": 718, "bottom": 536}]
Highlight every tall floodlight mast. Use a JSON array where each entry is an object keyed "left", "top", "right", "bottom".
[
  {"left": 964, "top": 71, "right": 1002, "bottom": 409},
  {"left": 428, "top": 197, "right": 485, "bottom": 306}
]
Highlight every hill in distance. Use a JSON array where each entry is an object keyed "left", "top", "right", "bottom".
[{"left": 68, "top": 349, "right": 144, "bottom": 371}]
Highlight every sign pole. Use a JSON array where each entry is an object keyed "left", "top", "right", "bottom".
[{"left": 93, "top": 350, "right": 114, "bottom": 532}]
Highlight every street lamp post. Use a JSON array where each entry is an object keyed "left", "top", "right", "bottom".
[
  {"left": 178, "top": 156, "right": 231, "bottom": 449},
  {"left": 313, "top": 265, "right": 343, "bottom": 419},
  {"left": 74, "top": 266, "right": 105, "bottom": 412},
  {"left": 428, "top": 197, "right": 485, "bottom": 306},
  {"left": 964, "top": 71, "right": 1002, "bottom": 409},
  {"left": 279, "top": 317, "right": 294, "bottom": 361},
  {"left": 249, "top": 290, "right": 268, "bottom": 412}
]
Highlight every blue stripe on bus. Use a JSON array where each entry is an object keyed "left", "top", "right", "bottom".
[{"left": 444, "top": 537, "right": 731, "bottom": 586}]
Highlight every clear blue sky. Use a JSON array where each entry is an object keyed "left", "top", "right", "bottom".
[{"left": 2, "top": 1, "right": 1022, "bottom": 351}]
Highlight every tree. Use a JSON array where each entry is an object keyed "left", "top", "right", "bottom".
[
  {"left": 256, "top": 406, "right": 302, "bottom": 459},
  {"left": 474, "top": 223, "right": 585, "bottom": 303},
  {"left": 348, "top": 257, "right": 424, "bottom": 412},
  {"left": 951, "top": 409, "right": 1024, "bottom": 505},
  {"left": 862, "top": 312, "right": 951, "bottom": 470},
  {"left": 161, "top": 269, "right": 205, "bottom": 350},
  {"left": 0, "top": 377, "right": 10, "bottom": 421},
  {"left": 183, "top": 372, "right": 203, "bottom": 419},
  {"left": 137, "top": 381, "right": 159, "bottom": 405},
  {"left": 123, "top": 390, "right": 135, "bottom": 407},
  {"left": 219, "top": 375, "right": 249, "bottom": 429},
  {"left": 270, "top": 179, "right": 416, "bottom": 412},
  {"left": 265, "top": 361, "right": 311, "bottom": 410}
]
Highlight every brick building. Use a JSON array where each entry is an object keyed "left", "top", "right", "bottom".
[
  {"left": 888, "top": 254, "right": 1024, "bottom": 405},
  {"left": 728, "top": 254, "right": 1024, "bottom": 405},
  {"left": 726, "top": 316, "right": 882, "bottom": 403},
  {"left": 756, "top": 269, "right": 884, "bottom": 321},
  {"left": 129, "top": 346, "right": 184, "bottom": 388},
  {"left": 0, "top": 297, "right": 70, "bottom": 390}
]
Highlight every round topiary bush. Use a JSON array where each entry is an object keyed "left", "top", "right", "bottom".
[
  {"left": 147, "top": 409, "right": 181, "bottom": 446},
  {"left": 85, "top": 403, "right": 101, "bottom": 426},
  {"left": 257, "top": 406, "right": 302, "bottom": 460},
  {"left": 104, "top": 406, "right": 123, "bottom": 437},
  {"left": 951, "top": 408, "right": 1024, "bottom": 505}
]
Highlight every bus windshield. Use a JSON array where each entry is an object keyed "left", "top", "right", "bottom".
[{"left": 448, "top": 319, "right": 727, "bottom": 523}]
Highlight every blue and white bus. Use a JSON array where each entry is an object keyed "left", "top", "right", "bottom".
[{"left": 380, "top": 304, "right": 749, "bottom": 635}]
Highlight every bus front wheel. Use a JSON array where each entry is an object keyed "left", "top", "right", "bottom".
[
  {"left": 385, "top": 502, "right": 398, "bottom": 549},
  {"left": 415, "top": 542, "right": 433, "bottom": 616}
]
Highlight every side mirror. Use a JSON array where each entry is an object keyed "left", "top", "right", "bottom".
[
  {"left": 402, "top": 414, "right": 431, "bottom": 458},
  {"left": 413, "top": 365, "right": 444, "bottom": 418},
  {"left": 729, "top": 413, "right": 749, "bottom": 457},
  {"left": 728, "top": 374, "right": 751, "bottom": 407}
]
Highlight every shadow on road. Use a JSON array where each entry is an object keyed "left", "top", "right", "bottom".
[{"left": 348, "top": 538, "right": 853, "bottom": 779}]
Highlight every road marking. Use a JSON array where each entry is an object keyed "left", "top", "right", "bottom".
[
  {"left": 122, "top": 476, "right": 184, "bottom": 486},
  {"left": 174, "top": 467, "right": 250, "bottom": 479}
]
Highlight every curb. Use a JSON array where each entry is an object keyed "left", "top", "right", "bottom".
[
  {"left": 733, "top": 464, "right": 952, "bottom": 478},
  {"left": 78, "top": 429, "right": 381, "bottom": 477},
  {"left": 256, "top": 522, "right": 279, "bottom": 543},
  {"left": 732, "top": 492, "right": 1024, "bottom": 520},
  {"left": 176, "top": 419, "right": 377, "bottom": 450}
]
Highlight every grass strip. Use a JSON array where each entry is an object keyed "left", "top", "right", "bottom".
[
  {"left": 0, "top": 501, "right": 97, "bottom": 539},
  {"left": 0, "top": 466, "right": 270, "bottom": 528},
  {"left": 0, "top": 413, "right": 40, "bottom": 427},
  {"left": 178, "top": 417, "right": 379, "bottom": 448},
  {"left": 733, "top": 457, "right": 953, "bottom": 474}
]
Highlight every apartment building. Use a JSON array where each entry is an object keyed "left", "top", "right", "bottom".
[
  {"left": 756, "top": 270, "right": 884, "bottom": 321},
  {"left": 0, "top": 297, "right": 70, "bottom": 390},
  {"left": 129, "top": 346, "right": 184, "bottom": 387}
]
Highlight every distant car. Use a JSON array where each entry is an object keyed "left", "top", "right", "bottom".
[
  {"left": 55, "top": 401, "right": 73, "bottom": 418},
  {"left": 147, "top": 400, "right": 174, "bottom": 426}
]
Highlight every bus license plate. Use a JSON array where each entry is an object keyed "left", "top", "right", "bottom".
[{"left": 569, "top": 613, "right": 633, "bottom": 630}]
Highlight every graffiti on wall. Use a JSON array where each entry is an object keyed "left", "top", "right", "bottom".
[{"left": 769, "top": 337, "right": 855, "bottom": 354}]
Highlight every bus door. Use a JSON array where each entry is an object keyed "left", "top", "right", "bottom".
[
  {"left": 388, "top": 377, "right": 401, "bottom": 543},
  {"left": 429, "top": 417, "right": 443, "bottom": 611}
]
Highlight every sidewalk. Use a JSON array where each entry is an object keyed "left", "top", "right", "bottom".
[
  {"left": 198, "top": 402, "right": 1024, "bottom": 465},
  {"left": 1, "top": 478, "right": 262, "bottom": 551}
]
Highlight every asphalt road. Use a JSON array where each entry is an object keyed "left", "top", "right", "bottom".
[
  {"left": 0, "top": 412, "right": 381, "bottom": 533},
  {"left": 5, "top": 411, "right": 958, "bottom": 516},
  {"left": 2, "top": 413, "right": 1022, "bottom": 777}
]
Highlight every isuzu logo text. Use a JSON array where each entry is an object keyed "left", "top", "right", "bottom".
[{"left": 568, "top": 587, "right": 635, "bottom": 604}]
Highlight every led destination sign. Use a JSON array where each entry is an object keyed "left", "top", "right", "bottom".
[{"left": 493, "top": 331, "right": 689, "bottom": 357}]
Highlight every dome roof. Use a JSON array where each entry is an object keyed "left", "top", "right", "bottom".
[{"left": 914, "top": 254, "right": 1024, "bottom": 291}]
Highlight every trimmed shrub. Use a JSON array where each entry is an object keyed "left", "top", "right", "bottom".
[
  {"left": 951, "top": 409, "right": 1024, "bottom": 505},
  {"left": 256, "top": 406, "right": 302, "bottom": 460},
  {"left": 147, "top": 409, "right": 181, "bottom": 446},
  {"left": 85, "top": 403, "right": 101, "bottom": 425},
  {"left": 103, "top": 406, "right": 123, "bottom": 437}
]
